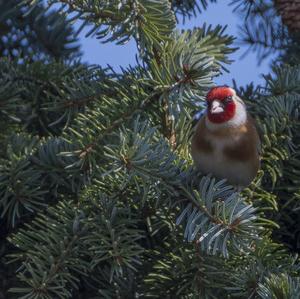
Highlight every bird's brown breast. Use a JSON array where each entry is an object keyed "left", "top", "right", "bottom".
[
  {"left": 223, "top": 122, "right": 259, "bottom": 163},
  {"left": 191, "top": 115, "right": 260, "bottom": 187},
  {"left": 192, "top": 116, "right": 259, "bottom": 161}
]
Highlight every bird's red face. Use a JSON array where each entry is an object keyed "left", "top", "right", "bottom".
[{"left": 206, "top": 86, "right": 236, "bottom": 123}]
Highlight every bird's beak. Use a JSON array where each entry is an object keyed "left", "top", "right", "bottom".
[{"left": 210, "top": 100, "right": 224, "bottom": 114}]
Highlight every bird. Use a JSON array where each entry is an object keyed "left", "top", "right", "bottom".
[{"left": 191, "top": 86, "right": 261, "bottom": 190}]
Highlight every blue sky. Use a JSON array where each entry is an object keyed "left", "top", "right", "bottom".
[{"left": 78, "top": 2, "right": 275, "bottom": 87}]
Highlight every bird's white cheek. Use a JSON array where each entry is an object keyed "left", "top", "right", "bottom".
[{"left": 228, "top": 101, "right": 247, "bottom": 127}]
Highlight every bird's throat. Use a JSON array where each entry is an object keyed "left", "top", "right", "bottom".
[
  {"left": 207, "top": 102, "right": 236, "bottom": 123},
  {"left": 205, "top": 101, "right": 247, "bottom": 131}
]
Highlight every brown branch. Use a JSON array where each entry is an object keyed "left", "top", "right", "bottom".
[
  {"left": 63, "top": 94, "right": 100, "bottom": 108},
  {"left": 42, "top": 234, "right": 80, "bottom": 289},
  {"left": 162, "top": 96, "right": 177, "bottom": 149},
  {"left": 153, "top": 47, "right": 162, "bottom": 66},
  {"left": 180, "top": 188, "right": 243, "bottom": 236},
  {"left": 152, "top": 46, "right": 177, "bottom": 149}
]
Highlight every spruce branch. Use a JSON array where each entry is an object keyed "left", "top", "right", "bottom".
[
  {"left": 70, "top": 88, "right": 164, "bottom": 165},
  {"left": 0, "top": 134, "right": 46, "bottom": 227},
  {"left": 29, "top": 0, "right": 176, "bottom": 55},
  {"left": 0, "top": 0, "right": 80, "bottom": 61},
  {"left": 231, "top": 0, "right": 292, "bottom": 63},
  {"left": 142, "top": 245, "right": 227, "bottom": 298},
  {"left": 257, "top": 93, "right": 300, "bottom": 187},
  {"left": 226, "top": 238, "right": 300, "bottom": 298},
  {"left": 264, "top": 64, "right": 300, "bottom": 95},
  {"left": 101, "top": 117, "right": 182, "bottom": 196},
  {"left": 8, "top": 196, "right": 144, "bottom": 298},
  {"left": 258, "top": 273, "right": 300, "bottom": 299},
  {"left": 8, "top": 201, "right": 88, "bottom": 299},
  {"left": 171, "top": 0, "right": 217, "bottom": 20},
  {"left": 0, "top": 132, "right": 89, "bottom": 228},
  {"left": 0, "top": 60, "right": 110, "bottom": 135},
  {"left": 176, "top": 175, "right": 260, "bottom": 257},
  {"left": 3, "top": 0, "right": 300, "bottom": 297}
]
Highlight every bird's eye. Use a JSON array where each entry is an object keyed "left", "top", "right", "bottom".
[{"left": 224, "top": 96, "right": 233, "bottom": 104}]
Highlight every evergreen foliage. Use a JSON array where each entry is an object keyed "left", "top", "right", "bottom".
[
  {"left": 231, "top": 0, "right": 300, "bottom": 64},
  {"left": 0, "top": 0, "right": 79, "bottom": 61},
  {"left": 0, "top": 0, "right": 300, "bottom": 298}
]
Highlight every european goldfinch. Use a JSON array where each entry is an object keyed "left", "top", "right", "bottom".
[{"left": 191, "top": 86, "right": 261, "bottom": 189}]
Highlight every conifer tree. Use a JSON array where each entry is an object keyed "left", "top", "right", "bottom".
[{"left": 0, "top": 0, "right": 299, "bottom": 298}]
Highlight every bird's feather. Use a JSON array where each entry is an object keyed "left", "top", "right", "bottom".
[{"left": 191, "top": 113, "right": 260, "bottom": 188}]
